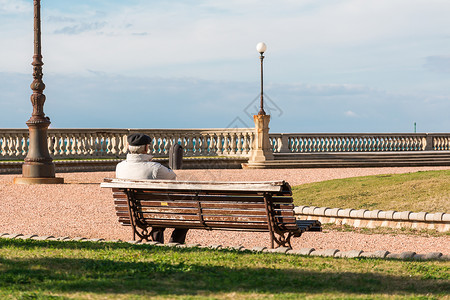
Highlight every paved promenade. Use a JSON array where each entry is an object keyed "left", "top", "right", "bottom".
[{"left": 1, "top": 167, "right": 449, "bottom": 254}]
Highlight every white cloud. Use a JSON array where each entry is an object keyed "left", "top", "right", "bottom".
[
  {"left": 345, "top": 110, "right": 358, "bottom": 118},
  {"left": 0, "top": 0, "right": 30, "bottom": 14}
]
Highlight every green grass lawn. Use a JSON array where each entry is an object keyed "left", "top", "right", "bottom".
[
  {"left": 292, "top": 170, "right": 450, "bottom": 212},
  {"left": 0, "top": 239, "right": 448, "bottom": 299}
]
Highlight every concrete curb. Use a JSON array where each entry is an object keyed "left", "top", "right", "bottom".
[
  {"left": 1, "top": 233, "right": 448, "bottom": 261},
  {"left": 295, "top": 206, "right": 449, "bottom": 232}
]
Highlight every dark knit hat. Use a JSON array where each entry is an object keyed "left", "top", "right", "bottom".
[{"left": 127, "top": 133, "right": 151, "bottom": 146}]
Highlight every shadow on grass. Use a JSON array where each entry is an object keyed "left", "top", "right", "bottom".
[{"left": 0, "top": 239, "right": 448, "bottom": 297}]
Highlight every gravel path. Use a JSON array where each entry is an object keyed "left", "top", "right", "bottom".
[{"left": 1, "top": 166, "right": 449, "bottom": 254}]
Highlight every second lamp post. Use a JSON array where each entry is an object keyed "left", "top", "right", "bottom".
[{"left": 256, "top": 42, "right": 267, "bottom": 115}]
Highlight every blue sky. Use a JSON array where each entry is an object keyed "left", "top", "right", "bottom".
[{"left": 0, "top": 0, "right": 449, "bottom": 133}]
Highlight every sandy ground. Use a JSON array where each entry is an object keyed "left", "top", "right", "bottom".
[{"left": 1, "top": 166, "right": 449, "bottom": 254}]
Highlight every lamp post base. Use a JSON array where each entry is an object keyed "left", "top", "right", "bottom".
[{"left": 14, "top": 177, "right": 64, "bottom": 185}]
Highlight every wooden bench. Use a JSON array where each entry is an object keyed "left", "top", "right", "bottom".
[{"left": 101, "top": 178, "right": 321, "bottom": 249}]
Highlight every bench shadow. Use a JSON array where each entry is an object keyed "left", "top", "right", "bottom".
[{"left": 0, "top": 239, "right": 447, "bottom": 297}]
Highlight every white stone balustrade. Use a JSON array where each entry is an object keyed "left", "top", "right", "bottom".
[
  {"left": 0, "top": 129, "right": 255, "bottom": 160},
  {"left": 269, "top": 133, "right": 450, "bottom": 153},
  {"left": 1, "top": 130, "right": 449, "bottom": 160}
]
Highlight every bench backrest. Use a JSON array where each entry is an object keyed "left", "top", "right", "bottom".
[{"left": 102, "top": 178, "right": 297, "bottom": 232}]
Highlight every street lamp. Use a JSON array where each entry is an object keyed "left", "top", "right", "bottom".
[
  {"left": 256, "top": 42, "right": 267, "bottom": 115},
  {"left": 14, "top": 0, "right": 63, "bottom": 184}
]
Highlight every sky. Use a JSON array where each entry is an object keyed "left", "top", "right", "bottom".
[{"left": 0, "top": 0, "right": 449, "bottom": 133}]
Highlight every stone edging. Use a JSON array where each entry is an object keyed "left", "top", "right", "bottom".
[
  {"left": 295, "top": 206, "right": 450, "bottom": 232},
  {"left": 1, "top": 233, "right": 448, "bottom": 261}
]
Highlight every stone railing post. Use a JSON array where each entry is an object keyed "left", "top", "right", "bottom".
[
  {"left": 425, "top": 133, "right": 434, "bottom": 151},
  {"left": 249, "top": 114, "right": 274, "bottom": 162},
  {"left": 279, "top": 133, "right": 290, "bottom": 153}
]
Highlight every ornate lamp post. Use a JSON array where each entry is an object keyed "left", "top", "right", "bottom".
[
  {"left": 248, "top": 42, "right": 274, "bottom": 163},
  {"left": 256, "top": 42, "right": 267, "bottom": 115},
  {"left": 14, "top": 0, "right": 63, "bottom": 184}
]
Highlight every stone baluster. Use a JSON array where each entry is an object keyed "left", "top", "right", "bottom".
[
  {"left": 0, "top": 135, "right": 6, "bottom": 157},
  {"left": 17, "top": 133, "right": 25, "bottom": 158},
  {"left": 68, "top": 134, "right": 75, "bottom": 156},
  {"left": 184, "top": 134, "right": 191, "bottom": 156},
  {"left": 276, "top": 134, "right": 287, "bottom": 153},
  {"left": 216, "top": 133, "right": 223, "bottom": 155},
  {"left": 298, "top": 137, "right": 303, "bottom": 153},
  {"left": 106, "top": 134, "right": 113, "bottom": 156},
  {"left": 98, "top": 134, "right": 105, "bottom": 156},
  {"left": 241, "top": 133, "right": 248, "bottom": 155},
  {"left": 47, "top": 135, "right": 54, "bottom": 156},
  {"left": 162, "top": 136, "right": 168, "bottom": 155},
  {"left": 159, "top": 136, "right": 165, "bottom": 155},
  {"left": 113, "top": 133, "right": 119, "bottom": 156},
  {"left": 235, "top": 133, "right": 243, "bottom": 155},
  {"left": 122, "top": 133, "right": 128, "bottom": 155},
  {"left": 6, "top": 134, "right": 13, "bottom": 157},
  {"left": 192, "top": 134, "right": 198, "bottom": 155},
  {"left": 200, "top": 134, "right": 207, "bottom": 155},
  {"left": 87, "top": 134, "right": 95, "bottom": 156},
  {"left": 11, "top": 135, "right": 19, "bottom": 157},
  {"left": 94, "top": 134, "right": 101, "bottom": 156},
  {"left": 151, "top": 135, "right": 158, "bottom": 155},
  {"left": 249, "top": 132, "right": 255, "bottom": 154},
  {"left": 163, "top": 135, "right": 171, "bottom": 155},
  {"left": 81, "top": 133, "right": 88, "bottom": 156},
  {"left": 222, "top": 133, "right": 229, "bottom": 155},
  {"left": 208, "top": 134, "right": 216, "bottom": 155},
  {"left": 230, "top": 133, "right": 237, "bottom": 155},
  {"left": 75, "top": 134, "right": 82, "bottom": 155},
  {"left": 52, "top": 133, "right": 59, "bottom": 157},
  {"left": 59, "top": 134, "right": 66, "bottom": 157}
]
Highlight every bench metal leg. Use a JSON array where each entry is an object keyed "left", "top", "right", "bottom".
[
  {"left": 263, "top": 193, "right": 297, "bottom": 249},
  {"left": 125, "top": 189, "right": 152, "bottom": 242}
]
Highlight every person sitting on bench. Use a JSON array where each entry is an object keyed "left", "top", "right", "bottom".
[{"left": 116, "top": 133, "right": 188, "bottom": 244}]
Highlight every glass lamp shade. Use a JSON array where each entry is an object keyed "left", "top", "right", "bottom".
[{"left": 256, "top": 42, "right": 267, "bottom": 54}]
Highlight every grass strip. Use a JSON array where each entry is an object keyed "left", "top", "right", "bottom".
[
  {"left": 0, "top": 238, "right": 448, "bottom": 299},
  {"left": 292, "top": 170, "right": 450, "bottom": 212}
]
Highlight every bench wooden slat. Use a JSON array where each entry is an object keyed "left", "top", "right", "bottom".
[
  {"left": 114, "top": 206, "right": 296, "bottom": 217},
  {"left": 114, "top": 199, "right": 294, "bottom": 210},
  {"left": 116, "top": 210, "right": 297, "bottom": 223},
  {"left": 113, "top": 192, "right": 293, "bottom": 203},
  {"left": 105, "top": 179, "right": 290, "bottom": 192},
  {"left": 117, "top": 218, "right": 270, "bottom": 229}
]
